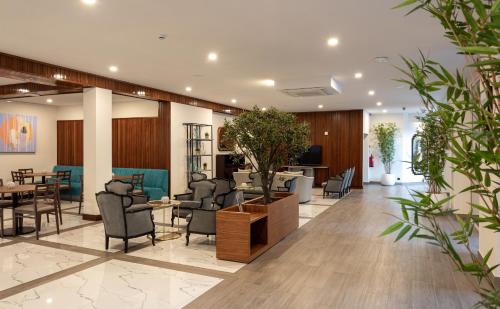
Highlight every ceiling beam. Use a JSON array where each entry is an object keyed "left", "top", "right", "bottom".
[
  {"left": 0, "top": 52, "right": 243, "bottom": 115},
  {"left": 0, "top": 82, "right": 81, "bottom": 99}
]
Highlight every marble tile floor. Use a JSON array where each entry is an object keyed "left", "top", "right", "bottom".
[
  {"left": 0, "top": 242, "right": 97, "bottom": 291},
  {"left": 0, "top": 260, "right": 222, "bottom": 309}
]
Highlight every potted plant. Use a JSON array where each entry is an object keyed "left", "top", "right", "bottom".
[
  {"left": 223, "top": 106, "right": 310, "bottom": 204},
  {"left": 414, "top": 112, "right": 449, "bottom": 207},
  {"left": 373, "top": 122, "right": 398, "bottom": 186}
]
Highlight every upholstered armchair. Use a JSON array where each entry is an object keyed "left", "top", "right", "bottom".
[
  {"left": 172, "top": 179, "right": 216, "bottom": 226},
  {"left": 190, "top": 172, "right": 208, "bottom": 182},
  {"left": 95, "top": 189, "right": 155, "bottom": 253},
  {"left": 212, "top": 178, "right": 236, "bottom": 209},
  {"left": 323, "top": 168, "right": 350, "bottom": 198},
  {"left": 276, "top": 177, "right": 298, "bottom": 193},
  {"left": 105, "top": 180, "right": 149, "bottom": 205}
]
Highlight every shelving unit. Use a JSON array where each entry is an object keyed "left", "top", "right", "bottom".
[{"left": 183, "top": 123, "right": 214, "bottom": 187}]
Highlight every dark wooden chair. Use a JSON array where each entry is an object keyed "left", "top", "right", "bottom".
[
  {"left": 0, "top": 179, "right": 13, "bottom": 238},
  {"left": 131, "top": 174, "right": 145, "bottom": 196},
  {"left": 14, "top": 182, "right": 61, "bottom": 240},
  {"left": 18, "top": 168, "right": 36, "bottom": 184}
]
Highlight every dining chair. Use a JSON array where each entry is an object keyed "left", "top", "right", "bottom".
[
  {"left": 18, "top": 168, "right": 36, "bottom": 184},
  {"left": 54, "top": 170, "right": 71, "bottom": 224},
  {"left": 14, "top": 182, "right": 61, "bottom": 240},
  {"left": 0, "top": 179, "right": 13, "bottom": 238},
  {"left": 131, "top": 174, "right": 145, "bottom": 196},
  {"left": 11, "top": 171, "right": 25, "bottom": 185}
]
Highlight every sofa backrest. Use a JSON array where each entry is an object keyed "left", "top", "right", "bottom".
[
  {"left": 52, "top": 165, "right": 83, "bottom": 183},
  {"left": 112, "top": 167, "right": 168, "bottom": 191}
]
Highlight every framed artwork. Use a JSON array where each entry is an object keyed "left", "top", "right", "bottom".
[
  {"left": 217, "top": 127, "right": 235, "bottom": 151},
  {"left": 0, "top": 113, "right": 37, "bottom": 153}
]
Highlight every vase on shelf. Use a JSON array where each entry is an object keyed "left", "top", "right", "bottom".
[
  {"left": 203, "top": 163, "right": 208, "bottom": 170},
  {"left": 205, "top": 132, "right": 210, "bottom": 139}
]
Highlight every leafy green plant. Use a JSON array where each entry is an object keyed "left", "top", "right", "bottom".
[
  {"left": 373, "top": 122, "right": 398, "bottom": 174},
  {"left": 223, "top": 106, "right": 310, "bottom": 204},
  {"left": 414, "top": 112, "right": 449, "bottom": 193},
  {"left": 382, "top": 0, "right": 500, "bottom": 307}
]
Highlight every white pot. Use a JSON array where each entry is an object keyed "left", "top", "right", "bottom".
[{"left": 380, "top": 174, "right": 396, "bottom": 186}]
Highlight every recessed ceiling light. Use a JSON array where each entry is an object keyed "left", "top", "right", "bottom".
[
  {"left": 231, "top": 99, "right": 237, "bottom": 104},
  {"left": 327, "top": 37, "right": 339, "bottom": 46},
  {"left": 318, "top": 105, "right": 324, "bottom": 109},
  {"left": 46, "top": 98, "right": 53, "bottom": 103},
  {"left": 208, "top": 52, "right": 218, "bottom": 61},
  {"left": 382, "top": 109, "right": 387, "bottom": 113},
  {"left": 354, "top": 72, "right": 363, "bottom": 79},
  {"left": 185, "top": 86, "right": 192, "bottom": 92},
  {"left": 18, "top": 88, "right": 29, "bottom": 93},
  {"left": 53, "top": 73, "right": 66, "bottom": 80},
  {"left": 158, "top": 33, "right": 167, "bottom": 40},
  {"left": 135, "top": 90, "right": 146, "bottom": 96},
  {"left": 6, "top": 100, "right": 12, "bottom": 103},
  {"left": 376, "top": 101, "right": 383, "bottom": 106},
  {"left": 261, "top": 79, "right": 275, "bottom": 87},
  {"left": 109, "top": 66, "right": 118, "bottom": 72},
  {"left": 368, "top": 90, "right": 375, "bottom": 96},
  {"left": 81, "top": 0, "right": 97, "bottom": 5},
  {"left": 261, "top": 107, "right": 267, "bottom": 111}
]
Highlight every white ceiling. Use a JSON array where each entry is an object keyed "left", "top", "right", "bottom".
[
  {"left": 0, "top": 77, "right": 22, "bottom": 86},
  {"left": 0, "top": 0, "right": 463, "bottom": 112}
]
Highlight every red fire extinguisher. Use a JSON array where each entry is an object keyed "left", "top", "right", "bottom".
[{"left": 369, "top": 154, "right": 374, "bottom": 167}]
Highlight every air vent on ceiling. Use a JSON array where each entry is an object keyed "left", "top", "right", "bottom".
[{"left": 281, "top": 87, "right": 337, "bottom": 97}]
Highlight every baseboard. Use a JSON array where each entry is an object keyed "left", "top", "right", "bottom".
[{"left": 82, "top": 213, "right": 102, "bottom": 221}]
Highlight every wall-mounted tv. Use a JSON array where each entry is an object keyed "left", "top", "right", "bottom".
[{"left": 298, "top": 145, "right": 322, "bottom": 165}]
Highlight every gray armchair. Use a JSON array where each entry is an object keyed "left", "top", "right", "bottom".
[
  {"left": 276, "top": 177, "right": 298, "bottom": 193},
  {"left": 186, "top": 190, "right": 243, "bottom": 245},
  {"left": 172, "top": 180, "right": 216, "bottom": 226},
  {"left": 323, "top": 168, "right": 350, "bottom": 198},
  {"left": 212, "top": 178, "right": 236, "bottom": 208},
  {"left": 96, "top": 180, "right": 155, "bottom": 253}
]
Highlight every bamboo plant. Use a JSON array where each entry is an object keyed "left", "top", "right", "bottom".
[{"left": 381, "top": 0, "right": 499, "bottom": 307}]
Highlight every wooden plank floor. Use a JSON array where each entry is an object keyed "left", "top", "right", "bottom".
[{"left": 186, "top": 184, "right": 479, "bottom": 309}]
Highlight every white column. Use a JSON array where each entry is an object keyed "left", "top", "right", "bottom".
[{"left": 83, "top": 87, "right": 112, "bottom": 216}]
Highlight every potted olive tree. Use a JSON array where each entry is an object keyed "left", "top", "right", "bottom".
[
  {"left": 373, "top": 122, "right": 398, "bottom": 186},
  {"left": 223, "top": 106, "right": 310, "bottom": 204}
]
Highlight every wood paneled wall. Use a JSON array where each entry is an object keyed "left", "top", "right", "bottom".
[
  {"left": 295, "top": 110, "right": 364, "bottom": 188},
  {"left": 57, "top": 101, "right": 171, "bottom": 170},
  {"left": 57, "top": 120, "right": 83, "bottom": 166}
]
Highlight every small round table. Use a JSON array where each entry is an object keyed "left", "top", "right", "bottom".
[{"left": 147, "top": 200, "right": 182, "bottom": 241}]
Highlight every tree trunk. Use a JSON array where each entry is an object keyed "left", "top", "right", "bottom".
[{"left": 260, "top": 171, "right": 272, "bottom": 204}]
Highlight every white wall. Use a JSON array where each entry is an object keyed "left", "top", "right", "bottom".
[
  {"left": 170, "top": 102, "right": 213, "bottom": 196},
  {"left": 56, "top": 100, "right": 158, "bottom": 120},
  {"left": 367, "top": 112, "right": 424, "bottom": 183},
  {"left": 0, "top": 102, "right": 57, "bottom": 182}
]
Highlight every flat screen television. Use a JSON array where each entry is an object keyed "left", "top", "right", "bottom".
[{"left": 298, "top": 145, "right": 322, "bottom": 165}]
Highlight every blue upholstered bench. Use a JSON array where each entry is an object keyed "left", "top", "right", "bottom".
[{"left": 52, "top": 166, "right": 168, "bottom": 201}]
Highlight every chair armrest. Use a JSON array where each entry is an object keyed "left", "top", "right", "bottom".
[
  {"left": 175, "top": 193, "right": 193, "bottom": 201},
  {"left": 179, "top": 200, "right": 202, "bottom": 209},
  {"left": 131, "top": 195, "right": 148, "bottom": 205},
  {"left": 187, "top": 208, "right": 217, "bottom": 234},
  {"left": 275, "top": 186, "right": 288, "bottom": 192},
  {"left": 125, "top": 204, "right": 153, "bottom": 213}
]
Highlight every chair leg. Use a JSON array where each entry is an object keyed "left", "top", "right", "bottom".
[
  {"left": 151, "top": 232, "right": 156, "bottom": 246},
  {"left": 171, "top": 214, "right": 175, "bottom": 227},
  {"left": 46, "top": 213, "right": 50, "bottom": 223},
  {"left": 124, "top": 239, "right": 129, "bottom": 253},
  {"left": 105, "top": 236, "right": 109, "bottom": 250},
  {"left": 0, "top": 209, "right": 3, "bottom": 238},
  {"left": 54, "top": 210, "right": 60, "bottom": 235},
  {"left": 186, "top": 233, "right": 190, "bottom": 246},
  {"left": 58, "top": 200, "right": 63, "bottom": 225},
  {"left": 78, "top": 199, "right": 83, "bottom": 214},
  {"left": 35, "top": 214, "right": 40, "bottom": 240}
]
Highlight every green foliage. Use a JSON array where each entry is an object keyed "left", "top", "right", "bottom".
[
  {"left": 384, "top": 0, "right": 500, "bottom": 307},
  {"left": 414, "top": 112, "right": 449, "bottom": 193},
  {"left": 373, "top": 122, "right": 398, "bottom": 174},
  {"left": 223, "top": 106, "right": 310, "bottom": 204}
]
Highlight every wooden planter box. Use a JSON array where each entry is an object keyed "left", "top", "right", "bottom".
[{"left": 216, "top": 192, "right": 299, "bottom": 263}]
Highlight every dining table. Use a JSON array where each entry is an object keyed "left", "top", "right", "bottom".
[
  {"left": 0, "top": 184, "right": 37, "bottom": 236},
  {"left": 22, "top": 171, "right": 58, "bottom": 184}
]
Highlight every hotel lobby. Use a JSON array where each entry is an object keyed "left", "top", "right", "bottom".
[{"left": 0, "top": 0, "right": 498, "bottom": 308}]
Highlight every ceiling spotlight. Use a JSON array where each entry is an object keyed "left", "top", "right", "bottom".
[
  {"left": 109, "top": 66, "right": 118, "bottom": 72},
  {"left": 6, "top": 100, "right": 12, "bottom": 103},
  {"left": 374, "top": 56, "right": 389, "bottom": 63},
  {"left": 231, "top": 99, "right": 237, "bottom": 103},
  {"left": 18, "top": 88, "right": 29, "bottom": 93},
  {"left": 185, "top": 86, "right": 192, "bottom": 92},
  {"left": 354, "top": 72, "right": 363, "bottom": 79},
  {"left": 261, "top": 79, "right": 275, "bottom": 87},
  {"left": 261, "top": 107, "right": 267, "bottom": 111},
  {"left": 207, "top": 52, "right": 218, "bottom": 61},
  {"left": 158, "top": 33, "right": 167, "bottom": 40},
  {"left": 318, "top": 105, "right": 324, "bottom": 109},
  {"left": 135, "top": 90, "right": 146, "bottom": 96},
  {"left": 368, "top": 90, "right": 375, "bottom": 96},
  {"left": 327, "top": 37, "right": 339, "bottom": 46},
  {"left": 382, "top": 109, "right": 387, "bottom": 113},
  {"left": 376, "top": 101, "right": 383, "bottom": 106},
  {"left": 46, "top": 98, "right": 53, "bottom": 103},
  {"left": 81, "top": 0, "right": 97, "bottom": 5},
  {"left": 53, "top": 73, "right": 66, "bottom": 80}
]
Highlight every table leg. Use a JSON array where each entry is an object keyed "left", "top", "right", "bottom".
[{"left": 41, "top": 176, "right": 46, "bottom": 184}]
